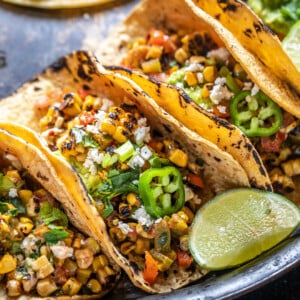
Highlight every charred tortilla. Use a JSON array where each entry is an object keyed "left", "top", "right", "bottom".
[
  {"left": 0, "top": 50, "right": 252, "bottom": 293},
  {"left": 0, "top": 128, "right": 120, "bottom": 298}
]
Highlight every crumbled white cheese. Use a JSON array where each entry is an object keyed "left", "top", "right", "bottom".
[
  {"left": 100, "top": 98, "right": 114, "bottom": 112},
  {"left": 251, "top": 84, "right": 260, "bottom": 96},
  {"left": 8, "top": 188, "right": 18, "bottom": 198},
  {"left": 127, "top": 153, "right": 145, "bottom": 169},
  {"left": 243, "top": 82, "right": 253, "bottom": 90},
  {"left": 94, "top": 110, "right": 107, "bottom": 121},
  {"left": 210, "top": 77, "right": 233, "bottom": 104},
  {"left": 132, "top": 206, "right": 155, "bottom": 227},
  {"left": 83, "top": 149, "right": 104, "bottom": 175},
  {"left": 186, "top": 63, "right": 204, "bottom": 72},
  {"left": 50, "top": 245, "right": 74, "bottom": 260},
  {"left": 134, "top": 127, "right": 151, "bottom": 145},
  {"left": 196, "top": 72, "right": 204, "bottom": 84},
  {"left": 86, "top": 124, "right": 100, "bottom": 134},
  {"left": 184, "top": 185, "right": 194, "bottom": 201},
  {"left": 54, "top": 116, "right": 64, "bottom": 129},
  {"left": 207, "top": 47, "right": 230, "bottom": 62},
  {"left": 21, "top": 234, "right": 40, "bottom": 256},
  {"left": 140, "top": 145, "right": 152, "bottom": 160},
  {"left": 118, "top": 221, "right": 133, "bottom": 235}
]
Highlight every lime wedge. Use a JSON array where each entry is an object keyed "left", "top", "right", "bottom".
[
  {"left": 189, "top": 188, "right": 300, "bottom": 270},
  {"left": 282, "top": 20, "right": 300, "bottom": 71}
]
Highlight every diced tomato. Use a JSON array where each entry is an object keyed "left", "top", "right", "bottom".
[
  {"left": 177, "top": 249, "right": 193, "bottom": 268},
  {"left": 148, "top": 29, "right": 174, "bottom": 53},
  {"left": 282, "top": 111, "right": 295, "bottom": 127},
  {"left": 212, "top": 100, "right": 230, "bottom": 118},
  {"left": 143, "top": 251, "right": 159, "bottom": 285},
  {"left": 187, "top": 173, "right": 204, "bottom": 188},
  {"left": 78, "top": 111, "right": 95, "bottom": 126},
  {"left": 261, "top": 131, "right": 287, "bottom": 153}
]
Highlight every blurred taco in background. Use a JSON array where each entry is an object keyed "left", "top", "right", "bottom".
[
  {"left": 0, "top": 128, "right": 119, "bottom": 299},
  {"left": 95, "top": 0, "right": 300, "bottom": 200},
  {"left": 0, "top": 50, "right": 264, "bottom": 293}
]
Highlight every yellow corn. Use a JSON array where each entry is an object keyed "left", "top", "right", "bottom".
[
  {"left": 72, "top": 237, "right": 82, "bottom": 249},
  {"left": 64, "top": 259, "right": 78, "bottom": 276},
  {"left": 40, "top": 245, "right": 50, "bottom": 258},
  {"left": 113, "top": 126, "right": 128, "bottom": 143},
  {"left": 146, "top": 46, "right": 163, "bottom": 60},
  {"left": 189, "top": 55, "right": 206, "bottom": 64},
  {"left": 203, "top": 65, "right": 218, "bottom": 82},
  {"left": 92, "top": 255, "right": 108, "bottom": 272},
  {"left": 0, "top": 254, "right": 17, "bottom": 274},
  {"left": 6, "top": 280, "right": 22, "bottom": 297},
  {"left": 120, "top": 242, "right": 136, "bottom": 255},
  {"left": 201, "top": 83, "right": 211, "bottom": 99},
  {"left": 136, "top": 223, "right": 155, "bottom": 239},
  {"left": 185, "top": 71, "right": 198, "bottom": 86},
  {"left": 18, "top": 190, "right": 33, "bottom": 204},
  {"left": 109, "top": 227, "right": 126, "bottom": 242},
  {"left": 62, "top": 277, "right": 82, "bottom": 296},
  {"left": 32, "top": 255, "right": 54, "bottom": 279},
  {"left": 181, "top": 206, "right": 194, "bottom": 224},
  {"left": 126, "top": 193, "right": 140, "bottom": 207},
  {"left": 101, "top": 119, "right": 116, "bottom": 136},
  {"left": 87, "top": 279, "right": 102, "bottom": 294},
  {"left": 76, "top": 268, "right": 92, "bottom": 284},
  {"left": 141, "top": 58, "right": 162, "bottom": 73},
  {"left": 174, "top": 48, "right": 189, "bottom": 64},
  {"left": 0, "top": 220, "right": 10, "bottom": 232},
  {"left": 282, "top": 158, "right": 300, "bottom": 177},
  {"left": 18, "top": 221, "right": 34, "bottom": 234},
  {"left": 104, "top": 266, "right": 115, "bottom": 276},
  {"left": 36, "top": 278, "right": 57, "bottom": 297},
  {"left": 169, "top": 149, "right": 188, "bottom": 167},
  {"left": 135, "top": 238, "right": 151, "bottom": 255},
  {"left": 74, "top": 248, "right": 94, "bottom": 269},
  {"left": 82, "top": 95, "right": 95, "bottom": 111},
  {"left": 168, "top": 213, "right": 189, "bottom": 236},
  {"left": 84, "top": 237, "right": 101, "bottom": 255},
  {"left": 6, "top": 170, "right": 22, "bottom": 185},
  {"left": 22, "top": 277, "right": 38, "bottom": 293}
]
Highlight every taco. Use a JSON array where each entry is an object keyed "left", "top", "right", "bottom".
[
  {"left": 95, "top": 0, "right": 300, "bottom": 200},
  {"left": 2, "top": 0, "right": 117, "bottom": 9},
  {"left": 0, "top": 50, "right": 255, "bottom": 293},
  {"left": 0, "top": 128, "right": 120, "bottom": 298}
]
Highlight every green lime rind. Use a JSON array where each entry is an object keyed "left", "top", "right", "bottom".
[{"left": 189, "top": 188, "right": 300, "bottom": 271}]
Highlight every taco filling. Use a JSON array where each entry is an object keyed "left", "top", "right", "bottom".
[
  {"left": 117, "top": 28, "right": 300, "bottom": 199},
  {"left": 38, "top": 89, "right": 209, "bottom": 285},
  {"left": 0, "top": 152, "right": 117, "bottom": 298}
]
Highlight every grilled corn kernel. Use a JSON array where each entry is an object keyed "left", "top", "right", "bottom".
[
  {"left": 74, "top": 248, "right": 94, "bottom": 269},
  {"left": 109, "top": 227, "right": 126, "bottom": 242},
  {"left": 174, "top": 48, "right": 189, "bottom": 64},
  {"left": 101, "top": 119, "right": 116, "bottom": 136},
  {"left": 104, "top": 266, "right": 115, "bottom": 276},
  {"left": 82, "top": 95, "right": 95, "bottom": 111},
  {"left": 36, "top": 278, "right": 57, "bottom": 297},
  {"left": 22, "top": 277, "right": 38, "bottom": 293},
  {"left": 181, "top": 206, "right": 194, "bottom": 224},
  {"left": 135, "top": 238, "right": 151, "bottom": 255},
  {"left": 84, "top": 237, "right": 101, "bottom": 255},
  {"left": 169, "top": 149, "right": 188, "bottom": 167},
  {"left": 6, "top": 170, "right": 22, "bottom": 184},
  {"left": 146, "top": 46, "right": 163, "bottom": 60},
  {"left": 87, "top": 279, "right": 102, "bottom": 294},
  {"left": 282, "top": 158, "right": 300, "bottom": 177},
  {"left": 32, "top": 255, "right": 54, "bottom": 279},
  {"left": 127, "top": 193, "right": 140, "bottom": 207},
  {"left": 64, "top": 259, "right": 78, "bottom": 276},
  {"left": 201, "top": 83, "right": 211, "bottom": 99},
  {"left": 62, "top": 277, "right": 82, "bottom": 296},
  {"left": 113, "top": 126, "right": 128, "bottom": 143},
  {"left": 203, "top": 65, "right": 218, "bottom": 83},
  {"left": 168, "top": 213, "right": 189, "bottom": 236},
  {"left": 93, "top": 255, "right": 109, "bottom": 272},
  {"left": 72, "top": 237, "right": 83, "bottom": 249},
  {"left": 0, "top": 220, "right": 10, "bottom": 233},
  {"left": 76, "top": 268, "right": 92, "bottom": 284},
  {"left": 18, "top": 190, "right": 33, "bottom": 204},
  {"left": 18, "top": 221, "right": 34, "bottom": 234},
  {"left": 0, "top": 254, "right": 17, "bottom": 274},
  {"left": 185, "top": 71, "right": 198, "bottom": 86},
  {"left": 136, "top": 223, "right": 155, "bottom": 239},
  {"left": 179, "top": 235, "right": 190, "bottom": 251},
  {"left": 6, "top": 279, "right": 22, "bottom": 297},
  {"left": 120, "top": 242, "right": 136, "bottom": 255},
  {"left": 40, "top": 245, "right": 50, "bottom": 258},
  {"left": 141, "top": 58, "right": 162, "bottom": 73}
]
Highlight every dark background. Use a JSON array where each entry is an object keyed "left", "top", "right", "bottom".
[{"left": 0, "top": 1, "right": 300, "bottom": 299}]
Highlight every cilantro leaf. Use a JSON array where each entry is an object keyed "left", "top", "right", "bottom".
[
  {"left": 44, "top": 228, "right": 69, "bottom": 245},
  {"left": 71, "top": 128, "right": 98, "bottom": 148},
  {"left": 39, "top": 202, "right": 68, "bottom": 227},
  {"left": 1, "top": 197, "right": 26, "bottom": 214},
  {"left": 0, "top": 201, "right": 9, "bottom": 213}
]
